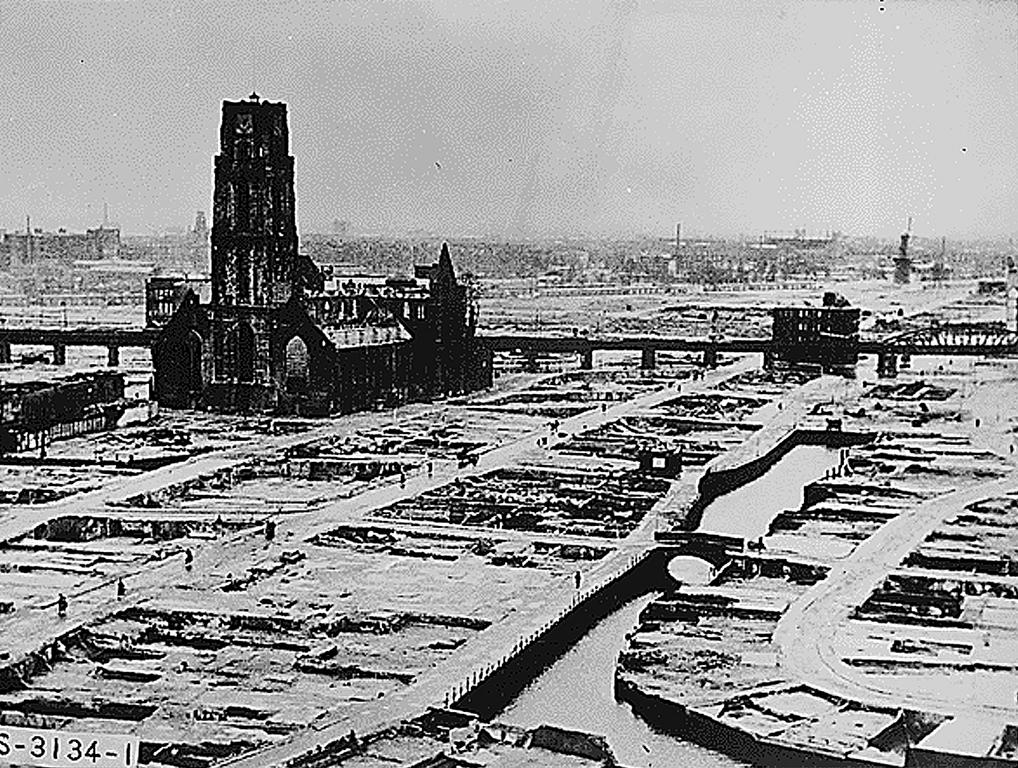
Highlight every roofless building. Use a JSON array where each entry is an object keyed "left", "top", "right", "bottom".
[{"left": 152, "top": 94, "right": 491, "bottom": 414}]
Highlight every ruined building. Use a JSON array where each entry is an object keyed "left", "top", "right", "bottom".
[
  {"left": 768, "top": 292, "right": 860, "bottom": 376},
  {"left": 152, "top": 94, "right": 491, "bottom": 414},
  {"left": 0, "top": 370, "right": 126, "bottom": 454}
]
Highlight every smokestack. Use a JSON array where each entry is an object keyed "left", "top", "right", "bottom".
[{"left": 675, "top": 222, "right": 681, "bottom": 252}]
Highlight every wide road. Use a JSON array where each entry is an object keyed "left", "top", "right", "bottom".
[{"left": 774, "top": 471, "right": 1018, "bottom": 719}]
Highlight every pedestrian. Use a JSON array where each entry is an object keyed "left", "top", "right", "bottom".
[
  {"left": 264, "top": 518, "right": 276, "bottom": 541},
  {"left": 116, "top": 578, "right": 126, "bottom": 599},
  {"left": 57, "top": 593, "right": 67, "bottom": 618},
  {"left": 427, "top": 460, "right": 434, "bottom": 478},
  {"left": 574, "top": 571, "right": 581, "bottom": 590},
  {"left": 184, "top": 548, "right": 194, "bottom": 571}
]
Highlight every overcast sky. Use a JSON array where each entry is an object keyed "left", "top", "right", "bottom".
[{"left": 0, "top": 0, "right": 1015, "bottom": 239}]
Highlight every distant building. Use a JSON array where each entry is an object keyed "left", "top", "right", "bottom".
[
  {"left": 120, "top": 212, "right": 210, "bottom": 274},
  {"left": 768, "top": 292, "right": 860, "bottom": 376},
  {"left": 152, "top": 94, "right": 491, "bottom": 415},
  {"left": 146, "top": 274, "right": 211, "bottom": 328},
  {"left": 762, "top": 230, "right": 837, "bottom": 250},
  {"left": 671, "top": 231, "right": 839, "bottom": 286},
  {"left": 894, "top": 230, "right": 912, "bottom": 285},
  {"left": 1006, "top": 256, "right": 1018, "bottom": 332},
  {"left": 0, "top": 224, "right": 120, "bottom": 268}
]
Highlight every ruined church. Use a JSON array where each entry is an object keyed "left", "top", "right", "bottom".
[{"left": 152, "top": 94, "right": 492, "bottom": 415}]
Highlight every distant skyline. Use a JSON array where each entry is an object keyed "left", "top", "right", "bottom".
[{"left": 1, "top": 0, "right": 1015, "bottom": 240}]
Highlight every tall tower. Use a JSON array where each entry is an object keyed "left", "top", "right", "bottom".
[
  {"left": 210, "top": 94, "right": 298, "bottom": 306},
  {"left": 893, "top": 216, "right": 912, "bottom": 286}
]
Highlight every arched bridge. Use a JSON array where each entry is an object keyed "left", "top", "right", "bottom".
[
  {"left": 870, "top": 322, "right": 1018, "bottom": 355},
  {"left": 863, "top": 322, "right": 1018, "bottom": 377}
]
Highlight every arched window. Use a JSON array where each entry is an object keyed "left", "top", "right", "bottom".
[
  {"left": 186, "top": 331, "right": 203, "bottom": 393},
  {"left": 236, "top": 323, "right": 255, "bottom": 383},
  {"left": 217, "top": 322, "right": 255, "bottom": 382},
  {"left": 215, "top": 326, "right": 235, "bottom": 381},
  {"left": 285, "top": 336, "right": 310, "bottom": 392}
]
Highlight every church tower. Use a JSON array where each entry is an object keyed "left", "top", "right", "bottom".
[{"left": 210, "top": 94, "right": 298, "bottom": 306}]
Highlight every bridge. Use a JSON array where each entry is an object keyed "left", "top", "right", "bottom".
[
  {"left": 479, "top": 333, "right": 770, "bottom": 368},
  {"left": 0, "top": 327, "right": 158, "bottom": 366},
  {"left": 2, "top": 322, "right": 1017, "bottom": 374},
  {"left": 868, "top": 322, "right": 1018, "bottom": 377},
  {"left": 481, "top": 322, "right": 1018, "bottom": 372}
]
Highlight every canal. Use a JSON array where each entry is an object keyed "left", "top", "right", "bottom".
[
  {"left": 697, "top": 443, "right": 842, "bottom": 540},
  {"left": 499, "top": 441, "right": 846, "bottom": 765},
  {"left": 500, "top": 593, "right": 748, "bottom": 768}
]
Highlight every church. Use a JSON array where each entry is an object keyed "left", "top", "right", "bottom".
[{"left": 152, "top": 94, "right": 492, "bottom": 415}]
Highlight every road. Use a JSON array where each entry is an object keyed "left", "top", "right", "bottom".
[{"left": 774, "top": 472, "right": 1018, "bottom": 719}]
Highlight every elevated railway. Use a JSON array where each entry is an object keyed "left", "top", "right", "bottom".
[{"left": 2, "top": 322, "right": 1017, "bottom": 372}]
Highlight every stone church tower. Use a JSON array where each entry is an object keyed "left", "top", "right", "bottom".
[
  {"left": 211, "top": 94, "right": 298, "bottom": 307},
  {"left": 151, "top": 94, "right": 492, "bottom": 414}
]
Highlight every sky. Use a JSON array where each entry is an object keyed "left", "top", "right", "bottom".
[{"left": 0, "top": 0, "right": 1015, "bottom": 240}]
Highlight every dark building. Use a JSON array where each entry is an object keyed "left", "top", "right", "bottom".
[
  {"left": 152, "top": 94, "right": 491, "bottom": 415},
  {"left": 894, "top": 231, "right": 912, "bottom": 286},
  {"left": 0, "top": 370, "right": 126, "bottom": 454},
  {"left": 768, "top": 292, "right": 860, "bottom": 375},
  {"left": 146, "top": 275, "right": 211, "bottom": 328}
]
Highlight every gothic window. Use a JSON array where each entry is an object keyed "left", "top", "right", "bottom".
[
  {"left": 217, "top": 322, "right": 255, "bottom": 382},
  {"left": 215, "top": 326, "right": 235, "bottom": 381},
  {"left": 225, "top": 182, "right": 236, "bottom": 222},
  {"left": 249, "top": 181, "right": 260, "bottom": 233},
  {"left": 186, "top": 332, "right": 203, "bottom": 393},
  {"left": 236, "top": 322, "right": 256, "bottom": 383},
  {"left": 285, "top": 336, "right": 310, "bottom": 392}
]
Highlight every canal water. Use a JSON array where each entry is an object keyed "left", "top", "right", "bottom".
[
  {"left": 501, "top": 593, "right": 748, "bottom": 768},
  {"left": 696, "top": 444, "right": 842, "bottom": 540},
  {"left": 500, "top": 442, "right": 845, "bottom": 765}
]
